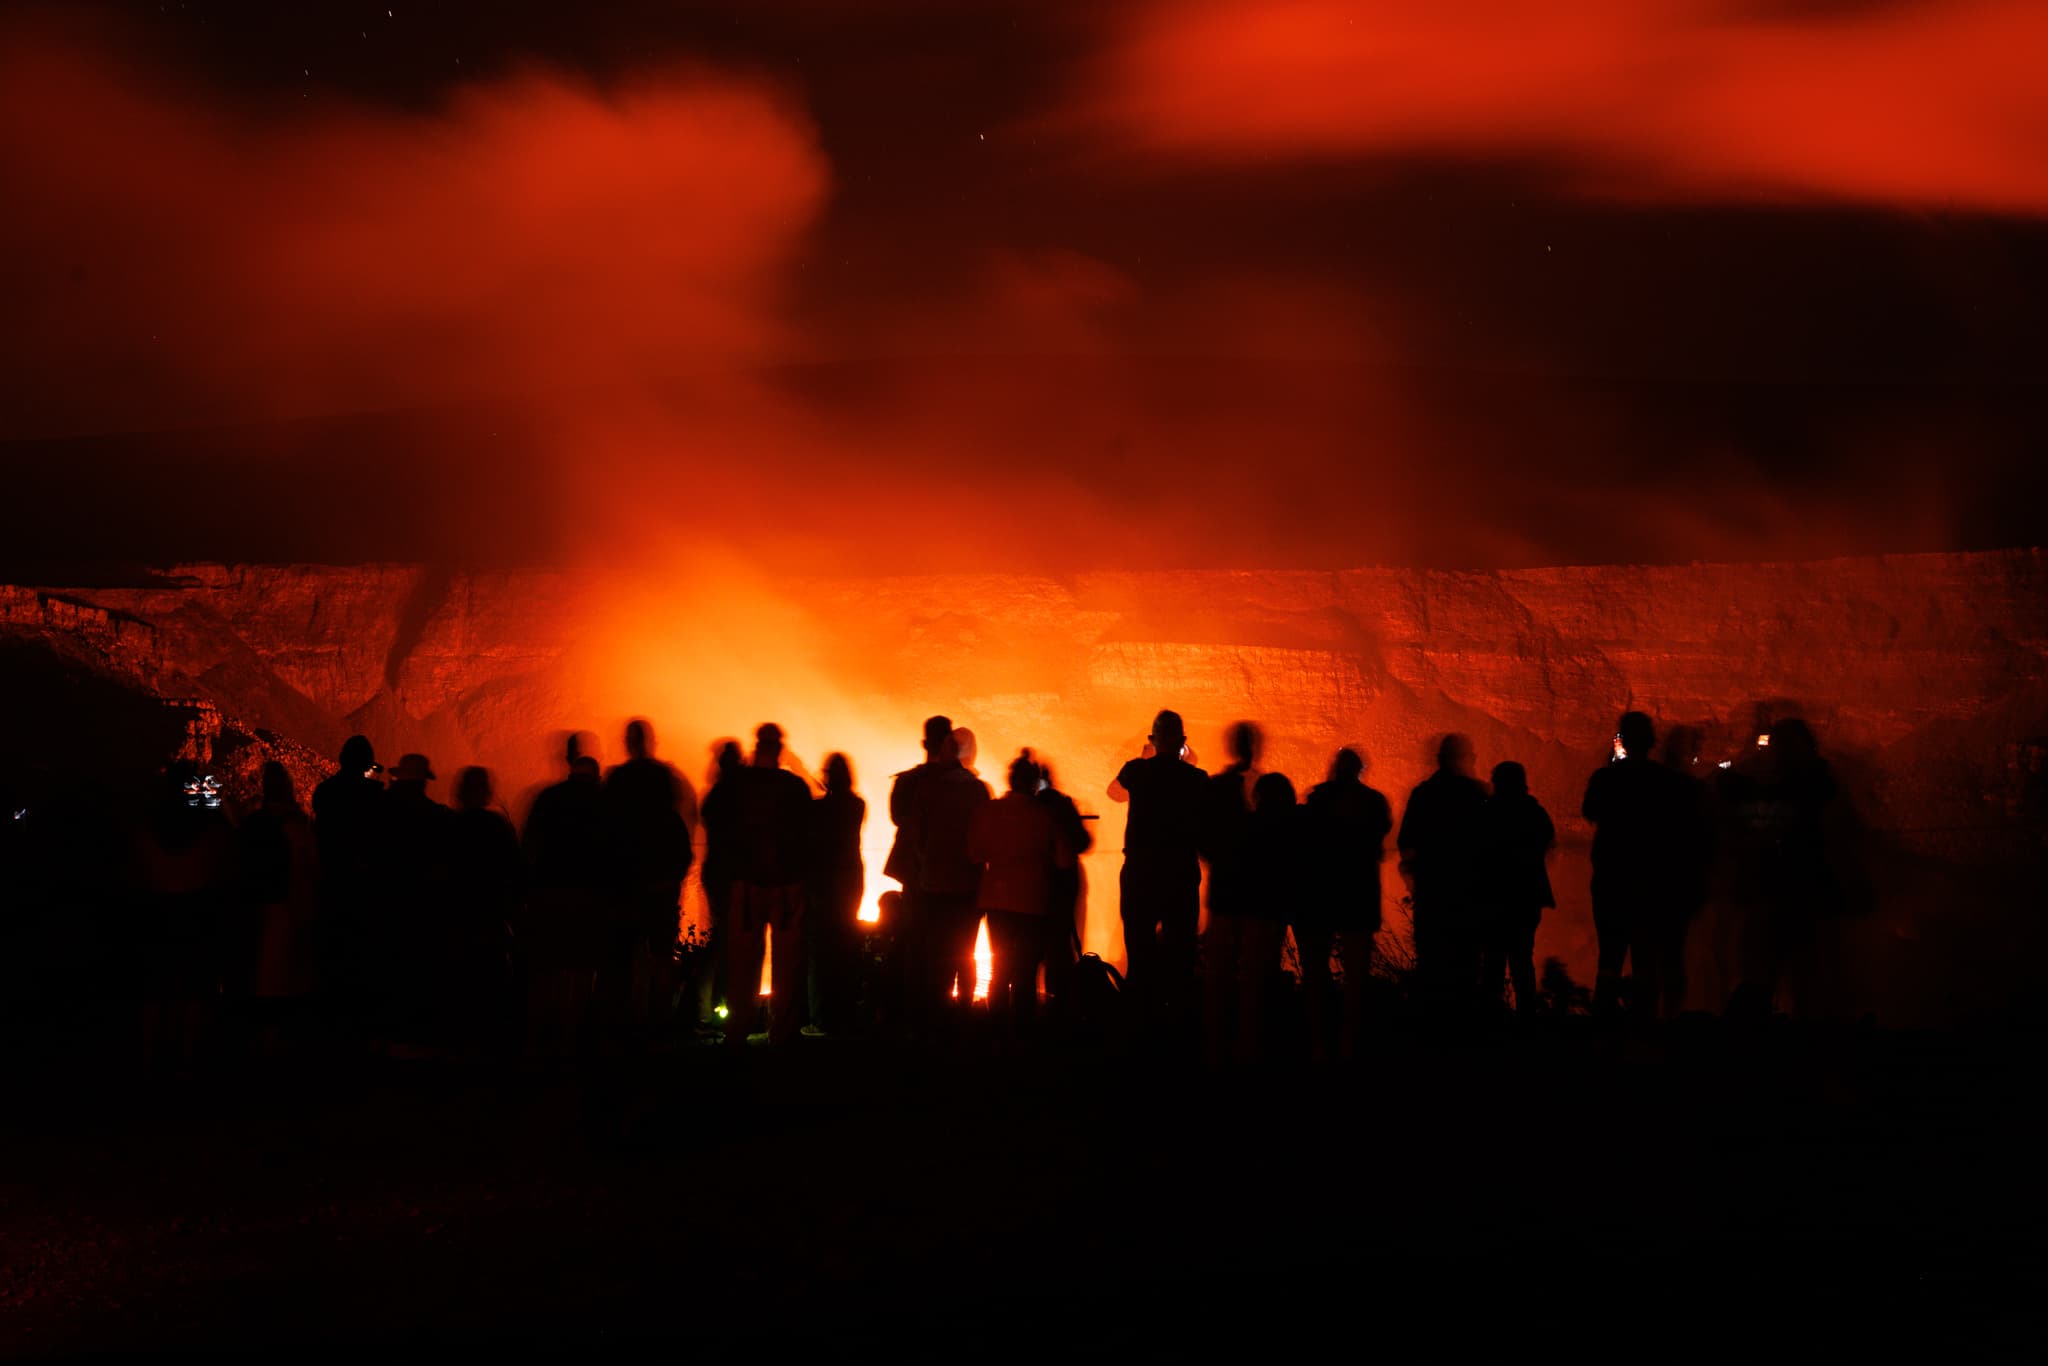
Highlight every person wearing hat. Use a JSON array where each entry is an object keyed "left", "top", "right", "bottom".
[
  {"left": 724, "top": 723, "right": 817, "bottom": 1046},
  {"left": 312, "top": 734, "right": 388, "bottom": 1040},
  {"left": 1108, "top": 709, "right": 1208, "bottom": 1021},
  {"left": 886, "top": 715, "right": 992, "bottom": 1039}
]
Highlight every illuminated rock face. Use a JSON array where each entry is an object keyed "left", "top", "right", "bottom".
[{"left": 8, "top": 550, "right": 2046, "bottom": 1020}]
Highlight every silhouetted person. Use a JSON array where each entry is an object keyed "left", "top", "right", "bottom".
[
  {"left": 137, "top": 760, "right": 237, "bottom": 1067},
  {"left": 971, "top": 751, "right": 1071, "bottom": 1044},
  {"left": 1200, "top": 722, "right": 1265, "bottom": 1062},
  {"left": 1479, "top": 762, "right": 1555, "bottom": 1016},
  {"left": 1582, "top": 712, "right": 1692, "bottom": 1018},
  {"left": 311, "top": 734, "right": 385, "bottom": 1033},
  {"left": 886, "top": 717, "right": 949, "bottom": 1035},
  {"left": 695, "top": 739, "right": 745, "bottom": 1027},
  {"left": 1719, "top": 718, "right": 1839, "bottom": 1018},
  {"left": 724, "top": 724, "right": 815, "bottom": 1046},
  {"left": 447, "top": 766, "right": 522, "bottom": 1052},
  {"left": 1109, "top": 709, "right": 1208, "bottom": 1027},
  {"left": 601, "top": 719, "right": 695, "bottom": 1034},
  {"left": 1300, "top": 748, "right": 1394, "bottom": 1060},
  {"left": 237, "top": 761, "right": 318, "bottom": 1055},
  {"left": 1033, "top": 760, "right": 1093, "bottom": 1017},
  {"left": 1659, "top": 725, "right": 1717, "bottom": 1019},
  {"left": 891, "top": 716, "right": 992, "bottom": 1036},
  {"left": 1232, "top": 772, "right": 1301, "bottom": 1061},
  {"left": 382, "top": 753, "right": 453, "bottom": 1049},
  {"left": 807, "top": 752, "right": 866, "bottom": 1035},
  {"left": 522, "top": 735, "right": 606, "bottom": 1054},
  {"left": 1398, "top": 734, "right": 1489, "bottom": 1016}
]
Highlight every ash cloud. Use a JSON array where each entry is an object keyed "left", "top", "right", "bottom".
[
  {"left": 0, "top": 11, "right": 2042, "bottom": 580},
  {"left": 1075, "top": 0, "right": 2048, "bottom": 214}
]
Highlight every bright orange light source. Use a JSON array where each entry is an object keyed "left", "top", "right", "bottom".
[
  {"left": 973, "top": 917, "right": 992, "bottom": 1002},
  {"left": 857, "top": 880, "right": 888, "bottom": 924},
  {"left": 946, "top": 919, "right": 994, "bottom": 1002}
]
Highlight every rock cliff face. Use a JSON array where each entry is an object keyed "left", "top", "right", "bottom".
[{"left": 7, "top": 551, "right": 2045, "bottom": 1021}]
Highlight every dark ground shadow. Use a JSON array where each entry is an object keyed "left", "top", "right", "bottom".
[{"left": 1, "top": 1023, "right": 2042, "bottom": 1356}]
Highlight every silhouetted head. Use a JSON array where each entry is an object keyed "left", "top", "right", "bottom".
[
  {"left": 712, "top": 739, "right": 743, "bottom": 785},
  {"left": 823, "top": 752, "right": 854, "bottom": 794},
  {"left": 1252, "top": 771, "right": 1296, "bottom": 812},
  {"left": 260, "top": 761, "right": 297, "bottom": 810},
  {"left": 1150, "top": 710, "right": 1186, "bottom": 752},
  {"left": 1225, "top": 721, "right": 1263, "bottom": 769},
  {"left": 388, "top": 753, "right": 435, "bottom": 788},
  {"left": 456, "top": 766, "right": 493, "bottom": 811},
  {"left": 1330, "top": 747, "right": 1365, "bottom": 784},
  {"left": 1769, "top": 717, "right": 1818, "bottom": 763},
  {"left": 625, "top": 719, "right": 654, "bottom": 761},
  {"left": 922, "top": 715, "right": 954, "bottom": 757},
  {"left": 338, "top": 734, "right": 375, "bottom": 776},
  {"left": 1491, "top": 761, "right": 1528, "bottom": 798},
  {"left": 1008, "top": 750, "right": 1041, "bottom": 795},
  {"left": 1437, "top": 733, "right": 1476, "bottom": 778},
  {"left": 564, "top": 729, "right": 600, "bottom": 769},
  {"left": 952, "top": 727, "right": 978, "bottom": 772},
  {"left": 1617, "top": 712, "right": 1656, "bottom": 759},
  {"left": 754, "top": 723, "right": 785, "bottom": 768},
  {"left": 570, "top": 755, "right": 600, "bottom": 783}
]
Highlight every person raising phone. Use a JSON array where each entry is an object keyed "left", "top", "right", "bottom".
[{"left": 1108, "top": 709, "right": 1207, "bottom": 1021}]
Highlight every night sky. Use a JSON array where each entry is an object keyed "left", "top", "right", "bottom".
[{"left": 3, "top": 0, "right": 2044, "bottom": 576}]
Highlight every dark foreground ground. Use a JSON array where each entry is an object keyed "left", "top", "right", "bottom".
[{"left": 3, "top": 1018, "right": 2044, "bottom": 1358}]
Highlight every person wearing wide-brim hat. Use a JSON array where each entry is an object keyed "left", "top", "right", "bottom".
[{"left": 387, "top": 753, "right": 437, "bottom": 786}]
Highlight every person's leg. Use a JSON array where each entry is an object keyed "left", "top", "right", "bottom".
[
  {"left": 1162, "top": 877, "right": 1200, "bottom": 1022},
  {"left": 1036, "top": 907, "right": 1069, "bottom": 1026},
  {"left": 1118, "top": 863, "right": 1155, "bottom": 996},
  {"left": 1043, "top": 873, "right": 1078, "bottom": 1012},
  {"left": 724, "top": 886, "right": 765, "bottom": 1046},
  {"left": 1662, "top": 910, "right": 1695, "bottom": 1019},
  {"left": 1478, "top": 911, "right": 1506, "bottom": 1014},
  {"left": 995, "top": 910, "right": 1042, "bottom": 1040},
  {"left": 1410, "top": 902, "right": 1436, "bottom": 1009},
  {"left": 1015, "top": 918, "right": 1043, "bottom": 1037},
  {"left": 1591, "top": 881, "right": 1629, "bottom": 1016},
  {"left": 648, "top": 880, "right": 683, "bottom": 1032},
  {"left": 1296, "top": 925, "right": 1335, "bottom": 1061},
  {"left": 827, "top": 888, "right": 859, "bottom": 1033},
  {"left": 951, "top": 899, "right": 984, "bottom": 1012},
  {"left": 769, "top": 889, "right": 805, "bottom": 1045},
  {"left": 1509, "top": 913, "right": 1539, "bottom": 1015},
  {"left": 905, "top": 889, "right": 941, "bottom": 1037},
  {"left": 1453, "top": 907, "right": 1485, "bottom": 1017},
  {"left": 1202, "top": 911, "right": 1242, "bottom": 1063},
  {"left": 1239, "top": 919, "right": 1285, "bottom": 1062},
  {"left": 1337, "top": 928, "right": 1372, "bottom": 1058}
]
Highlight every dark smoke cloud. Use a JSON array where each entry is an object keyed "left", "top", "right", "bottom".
[{"left": 0, "top": 10, "right": 2042, "bottom": 578}]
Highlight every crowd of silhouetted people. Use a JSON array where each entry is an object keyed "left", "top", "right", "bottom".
[{"left": 0, "top": 701, "right": 1854, "bottom": 1072}]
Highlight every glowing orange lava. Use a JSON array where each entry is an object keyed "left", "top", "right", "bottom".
[{"left": 758, "top": 906, "right": 990, "bottom": 1002}]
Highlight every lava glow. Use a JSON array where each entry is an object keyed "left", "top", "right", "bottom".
[{"left": 757, "top": 908, "right": 990, "bottom": 1003}]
